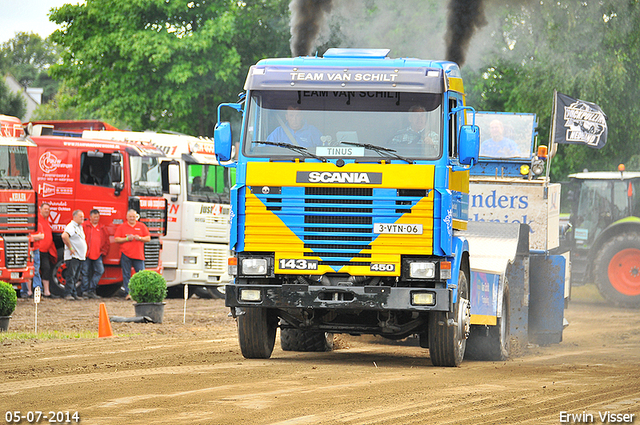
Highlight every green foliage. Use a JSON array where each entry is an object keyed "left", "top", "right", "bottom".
[
  {"left": 49, "top": 0, "right": 291, "bottom": 135},
  {"left": 0, "top": 281, "right": 17, "bottom": 317},
  {"left": 464, "top": 0, "right": 640, "bottom": 181},
  {"left": 128, "top": 271, "right": 167, "bottom": 303},
  {"left": 0, "top": 79, "right": 26, "bottom": 118},
  {"left": 1, "top": 32, "right": 60, "bottom": 103}
]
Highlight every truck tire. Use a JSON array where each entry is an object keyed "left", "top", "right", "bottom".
[
  {"left": 50, "top": 257, "right": 68, "bottom": 297},
  {"left": 280, "top": 328, "right": 334, "bottom": 352},
  {"left": 595, "top": 232, "right": 640, "bottom": 307},
  {"left": 465, "top": 283, "right": 510, "bottom": 361},
  {"left": 428, "top": 270, "right": 470, "bottom": 367},
  {"left": 96, "top": 283, "right": 122, "bottom": 298},
  {"left": 237, "top": 307, "right": 277, "bottom": 359},
  {"left": 193, "top": 286, "right": 225, "bottom": 299}
]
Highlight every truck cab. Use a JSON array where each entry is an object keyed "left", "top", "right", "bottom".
[
  {"left": 216, "top": 48, "right": 481, "bottom": 366},
  {"left": 83, "top": 130, "right": 235, "bottom": 298},
  {"left": 0, "top": 115, "right": 36, "bottom": 291},
  {"left": 27, "top": 129, "right": 167, "bottom": 296}
]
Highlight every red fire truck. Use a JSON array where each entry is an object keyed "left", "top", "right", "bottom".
[
  {"left": 27, "top": 125, "right": 167, "bottom": 296},
  {"left": 0, "top": 115, "right": 36, "bottom": 292}
]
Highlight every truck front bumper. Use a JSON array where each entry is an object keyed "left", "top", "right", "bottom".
[{"left": 225, "top": 284, "right": 452, "bottom": 312}]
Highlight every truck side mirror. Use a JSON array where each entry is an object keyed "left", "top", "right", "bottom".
[
  {"left": 214, "top": 122, "right": 233, "bottom": 162},
  {"left": 168, "top": 162, "right": 180, "bottom": 195},
  {"left": 458, "top": 125, "right": 480, "bottom": 165},
  {"left": 110, "top": 151, "right": 123, "bottom": 196}
]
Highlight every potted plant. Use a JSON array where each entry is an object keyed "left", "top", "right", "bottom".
[
  {"left": 0, "top": 280, "right": 17, "bottom": 332},
  {"left": 128, "top": 271, "right": 168, "bottom": 323}
]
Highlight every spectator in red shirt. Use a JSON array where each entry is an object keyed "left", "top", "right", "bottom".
[
  {"left": 114, "top": 209, "right": 150, "bottom": 299},
  {"left": 22, "top": 215, "right": 45, "bottom": 298},
  {"left": 38, "top": 202, "right": 57, "bottom": 298},
  {"left": 81, "top": 209, "right": 110, "bottom": 299}
]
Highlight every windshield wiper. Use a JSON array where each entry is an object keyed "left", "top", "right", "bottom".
[
  {"left": 255, "top": 141, "right": 327, "bottom": 163},
  {"left": 341, "top": 142, "right": 414, "bottom": 164}
]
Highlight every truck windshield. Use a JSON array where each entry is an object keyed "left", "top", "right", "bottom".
[
  {"left": 476, "top": 113, "right": 536, "bottom": 159},
  {"left": 243, "top": 90, "right": 442, "bottom": 160},
  {"left": 575, "top": 180, "right": 629, "bottom": 244},
  {"left": 130, "top": 156, "right": 162, "bottom": 196},
  {"left": 187, "top": 163, "right": 234, "bottom": 204},
  {"left": 0, "top": 146, "right": 32, "bottom": 189}
]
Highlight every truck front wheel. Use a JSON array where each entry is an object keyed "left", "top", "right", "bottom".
[
  {"left": 595, "top": 232, "right": 640, "bottom": 307},
  {"left": 429, "top": 270, "right": 470, "bottom": 367},
  {"left": 237, "top": 307, "right": 277, "bottom": 359},
  {"left": 280, "top": 327, "right": 334, "bottom": 352}
]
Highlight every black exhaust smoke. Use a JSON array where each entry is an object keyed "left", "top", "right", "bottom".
[
  {"left": 289, "top": 0, "right": 334, "bottom": 57},
  {"left": 445, "top": 0, "right": 488, "bottom": 66}
]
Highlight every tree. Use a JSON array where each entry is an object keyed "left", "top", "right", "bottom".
[
  {"left": 49, "top": 0, "right": 292, "bottom": 136},
  {"left": 0, "top": 79, "right": 26, "bottom": 118},
  {"left": 1, "top": 32, "right": 59, "bottom": 103},
  {"left": 464, "top": 0, "right": 640, "bottom": 179}
]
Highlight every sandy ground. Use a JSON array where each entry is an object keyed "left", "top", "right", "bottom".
[{"left": 1, "top": 285, "right": 639, "bottom": 425}]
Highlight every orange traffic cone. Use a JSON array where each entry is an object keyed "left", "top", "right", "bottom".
[{"left": 98, "top": 302, "right": 113, "bottom": 338}]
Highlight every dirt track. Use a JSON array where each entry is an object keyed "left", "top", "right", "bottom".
[{"left": 2, "top": 286, "right": 640, "bottom": 425}]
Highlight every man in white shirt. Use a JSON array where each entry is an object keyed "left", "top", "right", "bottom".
[{"left": 61, "top": 210, "right": 88, "bottom": 300}]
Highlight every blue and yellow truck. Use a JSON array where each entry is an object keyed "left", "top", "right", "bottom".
[{"left": 214, "top": 49, "right": 565, "bottom": 366}]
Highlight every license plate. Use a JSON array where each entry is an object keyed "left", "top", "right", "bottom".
[
  {"left": 279, "top": 259, "right": 319, "bottom": 270},
  {"left": 373, "top": 223, "right": 423, "bottom": 234},
  {"left": 11, "top": 272, "right": 20, "bottom": 279}
]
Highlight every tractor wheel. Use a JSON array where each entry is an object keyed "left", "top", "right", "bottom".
[
  {"left": 280, "top": 328, "right": 334, "bottom": 352},
  {"left": 237, "top": 307, "right": 277, "bottom": 359},
  {"left": 466, "top": 282, "right": 510, "bottom": 361},
  {"left": 595, "top": 232, "right": 640, "bottom": 307},
  {"left": 429, "top": 269, "right": 471, "bottom": 367}
]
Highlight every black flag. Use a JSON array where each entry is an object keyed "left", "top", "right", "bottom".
[{"left": 553, "top": 92, "right": 608, "bottom": 149}]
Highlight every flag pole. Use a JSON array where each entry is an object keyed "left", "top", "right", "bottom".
[{"left": 545, "top": 89, "right": 558, "bottom": 188}]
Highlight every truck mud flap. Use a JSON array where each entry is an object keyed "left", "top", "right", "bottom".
[{"left": 528, "top": 253, "right": 566, "bottom": 345}]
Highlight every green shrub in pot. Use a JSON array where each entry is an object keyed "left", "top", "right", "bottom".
[
  {"left": 0, "top": 280, "right": 17, "bottom": 317},
  {"left": 128, "top": 271, "right": 167, "bottom": 303}
]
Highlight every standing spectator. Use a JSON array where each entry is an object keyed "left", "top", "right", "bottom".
[
  {"left": 24, "top": 217, "right": 46, "bottom": 298},
  {"left": 38, "top": 202, "right": 56, "bottom": 298},
  {"left": 81, "top": 209, "right": 110, "bottom": 299},
  {"left": 61, "top": 210, "right": 87, "bottom": 301},
  {"left": 114, "top": 209, "right": 150, "bottom": 300}
]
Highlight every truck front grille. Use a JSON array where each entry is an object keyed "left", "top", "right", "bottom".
[
  {"left": 203, "top": 246, "right": 228, "bottom": 274},
  {"left": 245, "top": 186, "right": 433, "bottom": 267},
  {"left": 140, "top": 209, "right": 166, "bottom": 235},
  {"left": 143, "top": 239, "right": 161, "bottom": 269},
  {"left": 0, "top": 203, "right": 36, "bottom": 232},
  {"left": 3, "top": 236, "right": 30, "bottom": 268}
]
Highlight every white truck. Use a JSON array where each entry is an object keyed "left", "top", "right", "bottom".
[{"left": 83, "top": 130, "right": 234, "bottom": 298}]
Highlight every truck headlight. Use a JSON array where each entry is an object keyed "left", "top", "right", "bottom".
[
  {"left": 409, "top": 262, "right": 436, "bottom": 279},
  {"left": 242, "top": 258, "right": 268, "bottom": 275},
  {"left": 411, "top": 292, "right": 436, "bottom": 306},
  {"left": 183, "top": 256, "right": 197, "bottom": 265},
  {"left": 240, "top": 289, "right": 262, "bottom": 302}
]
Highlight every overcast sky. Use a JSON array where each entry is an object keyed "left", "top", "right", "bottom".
[{"left": 0, "top": 0, "right": 77, "bottom": 44}]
